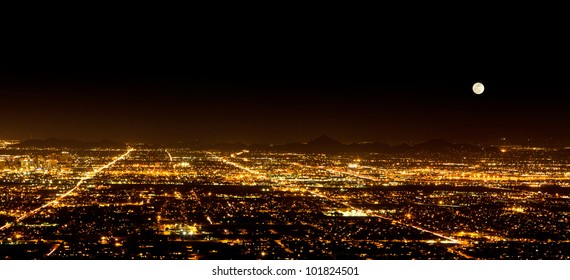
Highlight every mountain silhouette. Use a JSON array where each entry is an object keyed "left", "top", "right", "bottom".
[
  {"left": 347, "top": 142, "right": 392, "bottom": 153},
  {"left": 10, "top": 136, "right": 502, "bottom": 154},
  {"left": 412, "top": 139, "right": 499, "bottom": 153},
  {"left": 413, "top": 139, "right": 457, "bottom": 152},
  {"left": 262, "top": 136, "right": 499, "bottom": 154},
  {"left": 14, "top": 138, "right": 126, "bottom": 149},
  {"left": 305, "top": 135, "right": 345, "bottom": 152}
]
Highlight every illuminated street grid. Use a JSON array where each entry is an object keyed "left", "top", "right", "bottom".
[{"left": 1, "top": 145, "right": 570, "bottom": 259}]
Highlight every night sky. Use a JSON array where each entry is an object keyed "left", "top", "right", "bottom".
[{"left": 1, "top": 8, "right": 568, "bottom": 145}]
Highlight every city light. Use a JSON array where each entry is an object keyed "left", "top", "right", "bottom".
[{"left": 1, "top": 144, "right": 570, "bottom": 259}]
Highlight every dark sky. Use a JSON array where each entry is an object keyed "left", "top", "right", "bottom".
[{"left": 1, "top": 7, "right": 568, "bottom": 145}]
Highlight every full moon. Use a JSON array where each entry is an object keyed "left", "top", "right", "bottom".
[{"left": 473, "top": 82, "right": 484, "bottom": 94}]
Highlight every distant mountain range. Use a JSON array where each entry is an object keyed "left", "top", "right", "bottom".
[
  {"left": 265, "top": 135, "right": 501, "bottom": 154},
  {"left": 10, "top": 136, "right": 501, "bottom": 154},
  {"left": 162, "top": 135, "right": 501, "bottom": 154},
  {"left": 13, "top": 138, "right": 127, "bottom": 149}
]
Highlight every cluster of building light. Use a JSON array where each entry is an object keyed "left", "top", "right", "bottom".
[{"left": 1, "top": 144, "right": 570, "bottom": 259}]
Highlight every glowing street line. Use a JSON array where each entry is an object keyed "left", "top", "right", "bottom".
[
  {"left": 326, "top": 168, "right": 382, "bottom": 182},
  {"left": 0, "top": 148, "right": 134, "bottom": 231},
  {"left": 46, "top": 247, "right": 57, "bottom": 256},
  {"left": 209, "top": 153, "right": 266, "bottom": 178},
  {"left": 290, "top": 162, "right": 382, "bottom": 182},
  {"left": 46, "top": 244, "right": 60, "bottom": 257},
  {"left": 165, "top": 150, "right": 173, "bottom": 162}
]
